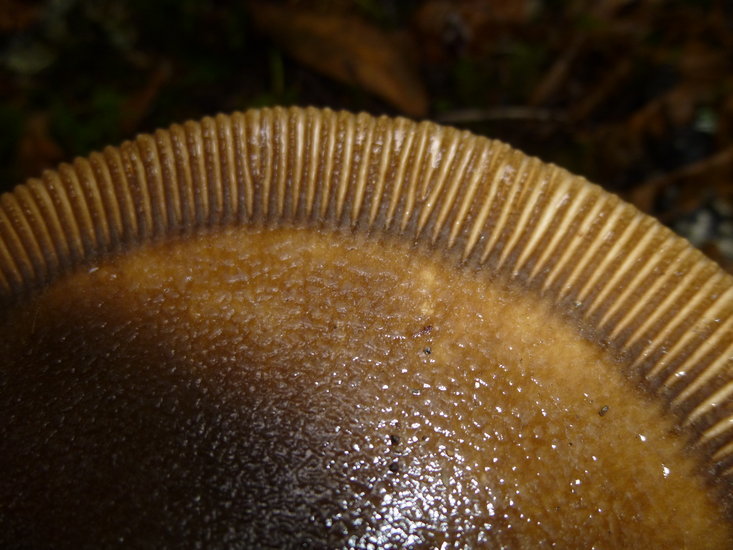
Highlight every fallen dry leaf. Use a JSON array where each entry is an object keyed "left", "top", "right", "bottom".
[
  {"left": 17, "top": 113, "right": 65, "bottom": 182},
  {"left": 121, "top": 60, "right": 172, "bottom": 135},
  {"left": 528, "top": 36, "right": 585, "bottom": 107},
  {"left": 413, "top": 0, "right": 538, "bottom": 62},
  {"left": 0, "top": 0, "right": 42, "bottom": 32},
  {"left": 630, "top": 145, "right": 733, "bottom": 214},
  {"left": 249, "top": 2, "right": 428, "bottom": 118}
]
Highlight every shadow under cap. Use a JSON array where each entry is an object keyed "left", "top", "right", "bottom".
[{"left": 0, "top": 106, "right": 732, "bottom": 547}]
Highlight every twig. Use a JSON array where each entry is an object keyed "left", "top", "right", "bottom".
[{"left": 435, "top": 106, "right": 567, "bottom": 125}]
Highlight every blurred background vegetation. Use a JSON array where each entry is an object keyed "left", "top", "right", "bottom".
[{"left": 2, "top": 0, "right": 733, "bottom": 270}]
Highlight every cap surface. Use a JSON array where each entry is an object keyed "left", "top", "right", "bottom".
[{"left": 1, "top": 107, "right": 732, "bottom": 547}]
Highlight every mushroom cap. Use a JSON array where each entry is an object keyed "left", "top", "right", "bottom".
[{"left": 1, "top": 107, "right": 732, "bottom": 547}]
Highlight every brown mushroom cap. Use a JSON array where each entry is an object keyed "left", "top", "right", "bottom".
[{"left": 1, "top": 107, "right": 732, "bottom": 547}]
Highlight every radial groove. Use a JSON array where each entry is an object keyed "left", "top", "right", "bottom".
[{"left": 1, "top": 106, "right": 732, "bottom": 481}]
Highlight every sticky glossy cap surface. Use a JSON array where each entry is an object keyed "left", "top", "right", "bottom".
[{"left": 1, "top": 107, "right": 732, "bottom": 547}]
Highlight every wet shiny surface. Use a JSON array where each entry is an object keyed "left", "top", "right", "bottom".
[{"left": 0, "top": 227, "right": 730, "bottom": 548}]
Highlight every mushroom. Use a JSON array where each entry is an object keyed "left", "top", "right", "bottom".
[{"left": 0, "top": 106, "right": 731, "bottom": 547}]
